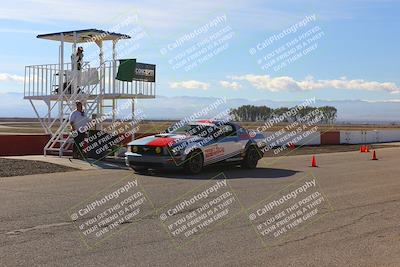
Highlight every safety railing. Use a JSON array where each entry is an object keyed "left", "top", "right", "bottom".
[{"left": 24, "top": 61, "right": 156, "bottom": 98}]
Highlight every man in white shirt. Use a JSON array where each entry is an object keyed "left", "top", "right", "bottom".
[{"left": 69, "top": 101, "right": 88, "bottom": 159}]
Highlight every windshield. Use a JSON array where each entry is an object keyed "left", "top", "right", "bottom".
[{"left": 167, "top": 124, "right": 216, "bottom": 137}]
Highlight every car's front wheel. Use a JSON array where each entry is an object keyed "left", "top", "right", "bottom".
[
  {"left": 241, "top": 146, "right": 260, "bottom": 169},
  {"left": 184, "top": 150, "right": 204, "bottom": 174},
  {"left": 132, "top": 166, "right": 148, "bottom": 173}
]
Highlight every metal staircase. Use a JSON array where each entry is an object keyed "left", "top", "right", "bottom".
[{"left": 43, "top": 63, "right": 104, "bottom": 156}]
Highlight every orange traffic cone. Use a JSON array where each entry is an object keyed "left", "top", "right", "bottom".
[
  {"left": 372, "top": 150, "right": 378, "bottom": 160},
  {"left": 360, "top": 145, "right": 364, "bottom": 152},
  {"left": 311, "top": 155, "right": 318, "bottom": 167}
]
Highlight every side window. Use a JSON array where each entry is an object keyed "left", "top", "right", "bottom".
[
  {"left": 219, "top": 124, "right": 235, "bottom": 138},
  {"left": 237, "top": 127, "right": 246, "bottom": 135},
  {"left": 237, "top": 126, "right": 250, "bottom": 139}
]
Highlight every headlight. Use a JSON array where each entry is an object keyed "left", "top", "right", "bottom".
[
  {"left": 132, "top": 146, "right": 138, "bottom": 153},
  {"left": 155, "top": 147, "right": 162, "bottom": 154}
]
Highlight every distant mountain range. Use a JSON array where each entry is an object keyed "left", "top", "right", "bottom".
[{"left": 1, "top": 92, "right": 399, "bottom": 124}]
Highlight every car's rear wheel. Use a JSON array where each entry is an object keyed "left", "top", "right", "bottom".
[
  {"left": 185, "top": 150, "right": 204, "bottom": 174},
  {"left": 241, "top": 146, "right": 260, "bottom": 169}
]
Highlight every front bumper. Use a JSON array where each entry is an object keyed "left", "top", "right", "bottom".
[{"left": 125, "top": 152, "right": 184, "bottom": 169}]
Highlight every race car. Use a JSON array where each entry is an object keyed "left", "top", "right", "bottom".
[{"left": 125, "top": 120, "right": 267, "bottom": 174}]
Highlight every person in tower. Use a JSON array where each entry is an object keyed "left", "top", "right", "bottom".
[{"left": 70, "top": 47, "right": 84, "bottom": 94}]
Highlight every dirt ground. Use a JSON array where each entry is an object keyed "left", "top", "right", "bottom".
[{"left": 0, "top": 158, "right": 77, "bottom": 177}]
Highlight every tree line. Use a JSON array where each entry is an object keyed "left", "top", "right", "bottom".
[{"left": 229, "top": 105, "right": 337, "bottom": 124}]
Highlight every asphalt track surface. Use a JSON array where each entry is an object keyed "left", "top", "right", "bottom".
[{"left": 1, "top": 147, "right": 399, "bottom": 266}]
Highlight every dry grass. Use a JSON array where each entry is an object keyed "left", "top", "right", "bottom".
[{"left": 0, "top": 119, "right": 399, "bottom": 135}]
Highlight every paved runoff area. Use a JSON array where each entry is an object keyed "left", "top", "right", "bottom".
[{"left": 1, "top": 147, "right": 400, "bottom": 266}]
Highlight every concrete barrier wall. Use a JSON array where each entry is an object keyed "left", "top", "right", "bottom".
[
  {"left": 378, "top": 130, "right": 400, "bottom": 142},
  {"left": 263, "top": 131, "right": 321, "bottom": 146},
  {"left": 0, "top": 134, "right": 50, "bottom": 156},
  {"left": 0, "top": 133, "right": 132, "bottom": 156},
  {"left": 321, "top": 132, "right": 340, "bottom": 145},
  {"left": 340, "top": 131, "right": 364, "bottom": 144},
  {"left": 340, "top": 130, "right": 400, "bottom": 144}
]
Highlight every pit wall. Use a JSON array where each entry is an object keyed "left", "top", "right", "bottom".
[
  {"left": 0, "top": 134, "right": 133, "bottom": 156},
  {"left": 340, "top": 130, "right": 400, "bottom": 144},
  {"left": 0, "top": 134, "right": 50, "bottom": 156},
  {"left": 264, "top": 131, "right": 321, "bottom": 146},
  {"left": 282, "top": 130, "right": 400, "bottom": 146}
]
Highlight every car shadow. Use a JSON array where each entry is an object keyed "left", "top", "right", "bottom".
[
  {"left": 85, "top": 158, "right": 130, "bottom": 170},
  {"left": 145, "top": 164, "right": 300, "bottom": 180}
]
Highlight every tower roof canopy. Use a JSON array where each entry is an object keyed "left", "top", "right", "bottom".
[{"left": 37, "top": 29, "right": 131, "bottom": 43}]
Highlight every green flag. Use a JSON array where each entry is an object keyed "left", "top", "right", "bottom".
[{"left": 116, "top": 59, "right": 136, "bottom": 82}]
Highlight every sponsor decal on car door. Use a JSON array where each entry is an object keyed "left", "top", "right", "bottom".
[
  {"left": 204, "top": 125, "right": 241, "bottom": 165},
  {"left": 204, "top": 144, "right": 225, "bottom": 162}
]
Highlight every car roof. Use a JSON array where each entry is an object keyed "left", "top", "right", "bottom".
[{"left": 190, "top": 119, "right": 234, "bottom": 126}]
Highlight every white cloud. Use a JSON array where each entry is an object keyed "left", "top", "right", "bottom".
[
  {"left": 0, "top": 73, "right": 24, "bottom": 83},
  {"left": 0, "top": 0, "right": 310, "bottom": 34},
  {"left": 0, "top": 1, "right": 232, "bottom": 26},
  {"left": 169, "top": 80, "right": 210, "bottom": 90},
  {"left": 229, "top": 74, "right": 400, "bottom": 94},
  {"left": 219, "top": 80, "right": 242, "bottom": 90}
]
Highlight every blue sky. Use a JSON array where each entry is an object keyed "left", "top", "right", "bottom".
[{"left": 0, "top": 0, "right": 399, "bottom": 103}]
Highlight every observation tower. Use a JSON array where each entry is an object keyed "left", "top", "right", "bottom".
[{"left": 23, "top": 29, "right": 156, "bottom": 156}]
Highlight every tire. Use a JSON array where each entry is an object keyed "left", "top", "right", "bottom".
[
  {"left": 132, "top": 166, "right": 148, "bottom": 173},
  {"left": 241, "top": 146, "right": 260, "bottom": 169},
  {"left": 184, "top": 150, "right": 204, "bottom": 174}
]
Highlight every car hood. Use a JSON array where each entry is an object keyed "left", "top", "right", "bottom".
[{"left": 127, "top": 133, "right": 205, "bottom": 148}]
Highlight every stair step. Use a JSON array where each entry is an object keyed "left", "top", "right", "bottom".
[
  {"left": 45, "top": 148, "right": 72, "bottom": 152},
  {"left": 54, "top": 139, "right": 73, "bottom": 143}
]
